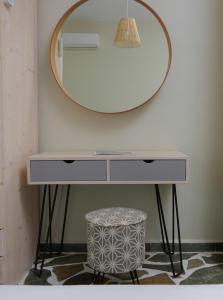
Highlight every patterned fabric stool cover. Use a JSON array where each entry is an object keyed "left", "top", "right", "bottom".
[{"left": 85, "top": 207, "right": 147, "bottom": 274}]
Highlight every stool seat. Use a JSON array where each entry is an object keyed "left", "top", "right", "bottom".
[
  {"left": 86, "top": 207, "right": 147, "bottom": 274},
  {"left": 85, "top": 207, "right": 147, "bottom": 227}
]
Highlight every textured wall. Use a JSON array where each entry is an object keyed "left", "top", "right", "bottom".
[
  {"left": 0, "top": 0, "right": 38, "bottom": 283},
  {"left": 38, "top": 0, "right": 223, "bottom": 243}
]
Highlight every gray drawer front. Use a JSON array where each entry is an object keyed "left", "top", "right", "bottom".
[
  {"left": 30, "top": 160, "right": 107, "bottom": 182},
  {"left": 110, "top": 160, "right": 186, "bottom": 181}
]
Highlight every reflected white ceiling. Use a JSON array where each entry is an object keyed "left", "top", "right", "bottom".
[{"left": 67, "top": 0, "right": 156, "bottom": 22}]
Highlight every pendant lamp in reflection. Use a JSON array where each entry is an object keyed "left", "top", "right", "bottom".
[{"left": 114, "top": 0, "right": 141, "bottom": 48}]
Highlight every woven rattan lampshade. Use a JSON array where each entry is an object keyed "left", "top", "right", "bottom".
[{"left": 114, "top": 17, "right": 141, "bottom": 48}]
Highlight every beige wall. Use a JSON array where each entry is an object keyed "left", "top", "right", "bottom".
[
  {"left": 0, "top": 0, "right": 38, "bottom": 283},
  {"left": 38, "top": 0, "right": 223, "bottom": 243}
]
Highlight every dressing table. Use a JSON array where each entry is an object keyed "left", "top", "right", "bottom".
[
  {"left": 35, "top": 0, "right": 183, "bottom": 280},
  {"left": 27, "top": 150, "right": 188, "bottom": 278}
]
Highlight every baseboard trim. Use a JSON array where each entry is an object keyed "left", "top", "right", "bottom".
[{"left": 40, "top": 242, "right": 223, "bottom": 253}]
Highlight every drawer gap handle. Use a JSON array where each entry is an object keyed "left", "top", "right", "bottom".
[
  {"left": 63, "top": 160, "right": 76, "bottom": 164},
  {"left": 143, "top": 160, "right": 155, "bottom": 164}
]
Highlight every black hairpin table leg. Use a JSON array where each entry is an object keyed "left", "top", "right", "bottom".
[
  {"left": 155, "top": 184, "right": 183, "bottom": 278},
  {"left": 34, "top": 185, "right": 47, "bottom": 271},
  {"left": 34, "top": 185, "right": 58, "bottom": 276},
  {"left": 59, "top": 185, "right": 71, "bottom": 254},
  {"left": 48, "top": 186, "right": 52, "bottom": 256}
]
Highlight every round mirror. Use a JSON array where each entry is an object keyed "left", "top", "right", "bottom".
[{"left": 51, "top": 0, "right": 172, "bottom": 113}]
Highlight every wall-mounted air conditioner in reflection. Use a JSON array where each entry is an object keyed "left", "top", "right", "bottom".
[{"left": 62, "top": 33, "right": 100, "bottom": 49}]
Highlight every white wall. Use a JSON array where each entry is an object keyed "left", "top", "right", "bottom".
[{"left": 38, "top": 0, "right": 223, "bottom": 243}]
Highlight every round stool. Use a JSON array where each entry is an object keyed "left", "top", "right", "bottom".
[{"left": 85, "top": 207, "right": 147, "bottom": 284}]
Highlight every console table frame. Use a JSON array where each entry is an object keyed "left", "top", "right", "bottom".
[{"left": 27, "top": 150, "right": 188, "bottom": 278}]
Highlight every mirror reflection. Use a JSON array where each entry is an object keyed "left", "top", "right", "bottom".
[{"left": 52, "top": 0, "right": 171, "bottom": 113}]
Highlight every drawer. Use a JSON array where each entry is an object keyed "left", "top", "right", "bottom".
[
  {"left": 30, "top": 160, "right": 107, "bottom": 182},
  {"left": 110, "top": 159, "right": 186, "bottom": 181}
]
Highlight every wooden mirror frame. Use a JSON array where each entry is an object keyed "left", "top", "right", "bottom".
[{"left": 50, "top": 0, "right": 172, "bottom": 114}]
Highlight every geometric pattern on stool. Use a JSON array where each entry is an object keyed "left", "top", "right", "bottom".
[{"left": 85, "top": 207, "right": 147, "bottom": 274}]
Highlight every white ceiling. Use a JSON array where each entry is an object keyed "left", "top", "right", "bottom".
[{"left": 67, "top": 0, "right": 156, "bottom": 23}]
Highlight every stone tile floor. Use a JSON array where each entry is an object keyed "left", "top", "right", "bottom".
[{"left": 21, "top": 252, "right": 223, "bottom": 285}]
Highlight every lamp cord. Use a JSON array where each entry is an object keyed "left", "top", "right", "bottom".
[
  {"left": 126, "top": 0, "right": 129, "bottom": 37},
  {"left": 126, "top": 0, "right": 129, "bottom": 18}
]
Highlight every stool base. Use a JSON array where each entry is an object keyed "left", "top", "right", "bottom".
[{"left": 92, "top": 270, "right": 140, "bottom": 285}]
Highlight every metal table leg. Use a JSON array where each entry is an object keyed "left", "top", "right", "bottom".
[
  {"left": 34, "top": 184, "right": 71, "bottom": 276},
  {"left": 155, "top": 184, "right": 183, "bottom": 278},
  {"left": 48, "top": 186, "right": 52, "bottom": 256},
  {"left": 34, "top": 184, "right": 58, "bottom": 276},
  {"left": 34, "top": 185, "right": 47, "bottom": 270},
  {"left": 59, "top": 185, "right": 71, "bottom": 254}
]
